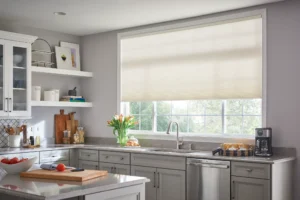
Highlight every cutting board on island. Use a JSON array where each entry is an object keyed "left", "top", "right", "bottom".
[
  {"left": 20, "top": 169, "right": 108, "bottom": 182},
  {"left": 55, "top": 109, "right": 69, "bottom": 144}
]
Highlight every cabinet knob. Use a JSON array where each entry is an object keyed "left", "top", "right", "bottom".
[
  {"left": 246, "top": 168, "right": 253, "bottom": 172},
  {"left": 87, "top": 154, "right": 90, "bottom": 157},
  {"left": 120, "top": 157, "right": 124, "bottom": 160},
  {"left": 105, "top": 156, "right": 109, "bottom": 159}
]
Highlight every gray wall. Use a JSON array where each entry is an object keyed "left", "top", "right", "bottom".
[
  {"left": 0, "top": 24, "right": 82, "bottom": 138},
  {"left": 81, "top": 0, "right": 300, "bottom": 198}
]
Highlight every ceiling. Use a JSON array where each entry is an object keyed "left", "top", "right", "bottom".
[{"left": 0, "top": 0, "right": 283, "bottom": 36}]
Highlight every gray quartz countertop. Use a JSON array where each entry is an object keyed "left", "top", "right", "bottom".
[
  {"left": 0, "top": 144, "right": 295, "bottom": 164},
  {"left": 0, "top": 166, "right": 148, "bottom": 200}
]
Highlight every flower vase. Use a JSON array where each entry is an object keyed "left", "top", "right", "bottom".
[{"left": 116, "top": 129, "right": 128, "bottom": 147}]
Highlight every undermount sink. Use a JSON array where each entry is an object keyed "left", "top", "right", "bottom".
[{"left": 148, "top": 148, "right": 196, "bottom": 153}]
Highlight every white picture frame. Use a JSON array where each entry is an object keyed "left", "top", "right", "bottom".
[
  {"left": 55, "top": 46, "right": 72, "bottom": 70},
  {"left": 60, "top": 42, "right": 81, "bottom": 71}
]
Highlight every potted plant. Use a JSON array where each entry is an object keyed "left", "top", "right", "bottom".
[{"left": 107, "top": 115, "right": 138, "bottom": 147}]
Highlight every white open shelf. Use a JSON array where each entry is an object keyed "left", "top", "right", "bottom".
[
  {"left": 31, "top": 66, "right": 93, "bottom": 78},
  {"left": 31, "top": 101, "right": 93, "bottom": 108}
]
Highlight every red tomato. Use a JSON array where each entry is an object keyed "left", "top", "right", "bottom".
[
  {"left": 56, "top": 163, "right": 66, "bottom": 172},
  {"left": 1, "top": 158, "right": 9, "bottom": 164},
  {"left": 9, "top": 157, "right": 19, "bottom": 164}
]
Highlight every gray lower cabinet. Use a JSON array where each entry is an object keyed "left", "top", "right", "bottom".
[
  {"left": 131, "top": 166, "right": 157, "bottom": 200},
  {"left": 131, "top": 166, "right": 185, "bottom": 200},
  {"left": 231, "top": 176, "right": 270, "bottom": 200},
  {"left": 156, "top": 168, "right": 185, "bottom": 200},
  {"left": 99, "top": 162, "right": 130, "bottom": 175},
  {"left": 79, "top": 160, "right": 99, "bottom": 170}
]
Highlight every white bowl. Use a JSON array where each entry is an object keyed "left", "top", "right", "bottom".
[
  {"left": 0, "top": 157, "right": 37, "bottom": 174},
  {"left": 13, "top": 54, "right": 24, "bottom": 65}
]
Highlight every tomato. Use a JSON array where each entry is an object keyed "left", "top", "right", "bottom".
[
  {"left": 9, "top": 157, "right": 19, "bottom": 164},
  {"left": 1, "top": 158, "right": 9, "bottom": 164},
  {"left": 56, "top": 163, "right": 66, "bottom": 172}
]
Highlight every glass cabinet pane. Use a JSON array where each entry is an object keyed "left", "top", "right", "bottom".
[
  {"left": 13, "top": 46, "right": 27, "bottom": 111},
  {"left": 0, "top": 44, "right": 3, "bottom": 111}
]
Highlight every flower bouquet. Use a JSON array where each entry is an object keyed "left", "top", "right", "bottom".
[{"left": 107, "top": 114, "right": 138, "bottom": 147}]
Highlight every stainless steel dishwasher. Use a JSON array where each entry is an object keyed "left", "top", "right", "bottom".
[{"left": 187, "top": 158, "right": 230, "bottom": 200}]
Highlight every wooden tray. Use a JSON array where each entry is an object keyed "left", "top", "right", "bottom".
[{"left": 20, "top": 169, "right": 108, "bottom": 182}]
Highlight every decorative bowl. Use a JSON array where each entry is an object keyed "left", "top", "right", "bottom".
[
  {"left": 13, "top": 54, "right": 24, "bottom": 66},
  {"left": 0, "top": 157, "right": 37, "bottom": 174}
]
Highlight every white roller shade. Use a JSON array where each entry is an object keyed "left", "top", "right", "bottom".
[{"left": 121, "top": 17, "right": 262, "bottom": 102}]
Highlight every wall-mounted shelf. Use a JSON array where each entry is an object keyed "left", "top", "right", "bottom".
[
  {"left": 31, "top": 101, "right": 93, "bottom": 108},
  {"left": 31, "top": 66, "right": 93, "bottom": 78}
]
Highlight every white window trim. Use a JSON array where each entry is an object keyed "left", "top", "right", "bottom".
[{"left": 117, "top": 9, "right": 267, "bottom": 143}]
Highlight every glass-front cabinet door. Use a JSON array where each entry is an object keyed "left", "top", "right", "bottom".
[
  {"left": 8, "top": 42, "right": 31, "bottom": 117},
  {"left": 0, "top": 39, "right": 9, "bottom": 116}
]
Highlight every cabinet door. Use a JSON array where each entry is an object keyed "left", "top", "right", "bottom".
[
  {"left": 131, "top": 166, "right": 156, "bottom": 200},
  {"left": 8, "top": 41, "right": 31, "bottom": 117},
  {"left": 99, "top": 162, "right": 114, "bottom": 173},
  {"left": 156, "top": 168, "right": 186, "bottom": 200},
  {"left": 79, "top": 160, "right": 98, "bottom": 170},
  {"left": 0, "top": 39, "right": 9, "bottom": 116},
  {"left": 115, "top": 164, "right": 130, "bottom": 175},
  {"left": 231, "top": 176, "right": 270, "bottom": 200}
]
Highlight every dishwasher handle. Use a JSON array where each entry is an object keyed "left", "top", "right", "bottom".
[{"left": 188, "top": 162, "right": 229, "bottom": 169}]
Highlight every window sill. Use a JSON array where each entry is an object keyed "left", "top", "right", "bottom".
[{"left": 129, "top": 131, "right": 255, "bottom": 144}]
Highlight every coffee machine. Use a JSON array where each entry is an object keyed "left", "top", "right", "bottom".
[{"left": 254, "top": 128, "right": 273, "bottom": 157}]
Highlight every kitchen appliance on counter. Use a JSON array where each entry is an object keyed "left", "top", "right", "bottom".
[
  {"left": 187, "top": 158, "right": 230, "bottom": 200},
  {"left": 255, "top": 127, "right": 273, "bottom": 157}
]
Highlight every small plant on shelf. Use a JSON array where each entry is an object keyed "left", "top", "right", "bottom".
[{"left": 107, "top": 114, "right": 138, "bottom": 147}]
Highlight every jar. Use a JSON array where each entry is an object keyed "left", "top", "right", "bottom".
[
  {"left": 73, "top": 133, "right": 80, "bottom": 144},
  {"left": 77, "top": 127, "right": 85, "bottom": 144}
]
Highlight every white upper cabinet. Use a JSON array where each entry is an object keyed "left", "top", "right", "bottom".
[{"left": 0, "top": 30, "right": 37, "bottom": 118}]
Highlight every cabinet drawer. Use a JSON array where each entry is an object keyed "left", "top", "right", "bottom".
[
  {"left": 40, "top": 150, "right": 69, "bottom": 163},
  {"left": 131, "top": 153, "right": 186, "bottom": 170},
  {"left": 99, "top": 162, "right": 130, "bottom": 175},
  {"left": 231, "top": 162, "right": 270, "bottom": 179},
  {"left": 79, "top": 160, "right": 99, "bottom": 170},
  {"left": 79, "top": 149, "right": 99, "bottom": 161},
  {"left": 99, "top": 151, "right": 130, "bottom": 164}
]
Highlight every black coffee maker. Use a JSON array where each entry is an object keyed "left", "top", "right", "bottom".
[{"left": 254, "top": 128, "right": 273, "bottom": 157}]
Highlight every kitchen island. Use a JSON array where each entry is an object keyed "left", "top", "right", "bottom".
[{"left": 0, "top": 170, "right": 148, "bottom": 200}]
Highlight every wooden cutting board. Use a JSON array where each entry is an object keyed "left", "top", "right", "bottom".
[
  {"left": 55, "top": 109, "right": 69, "bottom": 144},
  {"left": 66, "top": 112, "right": 78, "bottom": 143},
  {"left": 20, "top": 169, "right": 108, "bottom": 182}
]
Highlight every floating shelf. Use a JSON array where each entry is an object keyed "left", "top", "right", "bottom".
[
  {"left": 31, "top": 66, "right": 93, "bottom": 78},
  {"left": 31, "top": 101, "right": 93, "bottom": 108}
]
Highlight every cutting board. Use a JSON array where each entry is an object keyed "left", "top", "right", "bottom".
[
  {"left": 20, "top": 169, "right": 108, "bottom": 182},
  {"left": 66, "top": 112, "right": 78, "bottom": 143},
  {"left": 55, "top": 109, "right": 69, "bottom": 144}
]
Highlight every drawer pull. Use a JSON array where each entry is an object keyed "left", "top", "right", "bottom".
[
  {"left": 246, "top": 169, "right": 253, "bottom": 172},
  {"left": 105, "top": 156, "right": 109, "bottom": 159},
  {"left": 87, "top": 154, "right": 90, "bottom": 157},
  {"left": 120, "top": 157, "right": 124, "bottom": 160}
]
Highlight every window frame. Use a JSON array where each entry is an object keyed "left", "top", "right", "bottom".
[{"left": 117, "top": 9, "right": 267, "bottom": 142}]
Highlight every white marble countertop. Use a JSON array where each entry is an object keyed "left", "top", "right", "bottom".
[
  {"left": 0, "top": 167, "right": 149, "bottom": 200},
  {"left": 0, "top": 144, "right": 295, "bottom": 164}
]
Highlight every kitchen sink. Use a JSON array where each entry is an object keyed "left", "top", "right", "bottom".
[{"left": 147, "top": 148, "right": 197, "bottom": 153}]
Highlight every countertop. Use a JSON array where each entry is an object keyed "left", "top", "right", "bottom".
[
  {"left": 0, "top": 144, "right": 295, "bottom": 164},
  {"left": 0, "top": 165, "right": 149, "bottom": 200}
]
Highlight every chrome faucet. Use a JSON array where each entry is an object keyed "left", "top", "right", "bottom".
[{"left": 166, "top": 121, "right": 183, "bottom": 150}]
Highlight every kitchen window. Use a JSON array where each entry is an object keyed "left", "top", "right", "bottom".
[{"left": 118, "top": 10, "right": 266, "bottom": 138}]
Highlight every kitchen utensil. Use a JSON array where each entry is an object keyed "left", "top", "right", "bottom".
[
  {"left": 5, "top": 126, "right": 15, "bottom": 135},
  {"left": 55, "top": 109, "right": 69, "bottom": 144},
  {"left": 20, "top": 169, "right": 108, "bottom": 182},
  {"left": 32, "top": 86, "right": 41, "bottom": 101},
  {"left": 71, "top": 168, "right": 85, "bottom": 172},
  {"left": 68, "top": 87, "right": 77, "bottom": 96},
  {"left": 8, "top": 135, "right": 21, "bottom": 147},
  {"left": 44, "top": 90, "right": 55, "bottom": 101},
  {"left": 254, "top": 127, "right": 273, "bottom": 157},
  {"left": 0, "top": 157, "right": 37, "bottom": 174}
]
